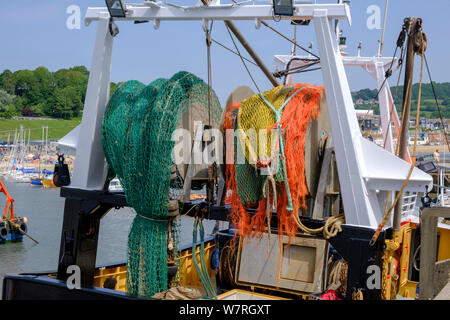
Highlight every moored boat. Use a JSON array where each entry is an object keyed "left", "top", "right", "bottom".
[
  {"left": 0, "top": 178, "right": 29, "bottom": 244},
  {"left": 2, "top": 1, "right": 449, "bottom": 302},
  {"left": 0, "top": 217, "right": 27, "bottom": 243},
  {"left": 30, "top": 178, "right": 43, "bottom": 186},
  {"left": 42, "top": 178, "right": 56, "bottom": 189}
]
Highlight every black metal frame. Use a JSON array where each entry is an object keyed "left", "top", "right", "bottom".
[
  {"left": 3, "top": 185, "right": 385, "bottom": 300},
  {"left": 328, "top": 225, "right": 385, "bottom": 299},
  {"left": 54, "top": 187, "right": 231, "bottom": 287},
  {"left": 55, "top": 187, "right": 127, "bottom": 286},
  {"left": 2, "top": 275, "right": 135, "bottom": 300}
]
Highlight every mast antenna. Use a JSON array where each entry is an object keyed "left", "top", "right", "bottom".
[{"left": 378, "top": 0, "right": 389, "bottom": 57}]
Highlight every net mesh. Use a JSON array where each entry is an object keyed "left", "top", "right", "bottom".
[
  {"left": 102, "top": 71, "right": 221, "bottom": 297},
  {"left": 224, "top": 83, "right": 324, "bottom": 240},
  {"left": 237, "top": 86, "right": 289, "bottom": 165}
]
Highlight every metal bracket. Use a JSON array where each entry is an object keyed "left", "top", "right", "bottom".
[
  {"left": 312, "top": 136, "right": 336, "bottom": 220},
  {"left": 56, "top": 189, "right": 115, "bottom": 286}
]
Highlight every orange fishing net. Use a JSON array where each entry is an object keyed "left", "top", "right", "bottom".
[{"left": 224, "top": 83, "right": 324, "bottom": 241}]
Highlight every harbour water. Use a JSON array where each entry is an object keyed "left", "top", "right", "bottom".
[{"left": 0, "top": 180, "right": 217, "bottom": 293}]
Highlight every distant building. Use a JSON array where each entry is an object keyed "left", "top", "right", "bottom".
[
  {"left": 408, "top": 130, "right": 428, "bottom": 145},
  {"left": 445, "top": 119, "right": 450, "bottom": 130},
  {"left": 432, "top": 121, "right": 442, "bottom": 130},
  {"left": 418, "top": 117, "right": 429, "bottom": 128},
  {"left": 428, "top": 132, "right": 446, "bottom": 145},
  {"left": 355, "top": 110, "right": 381, "bottom": 133},
  {"left": 411, "top": 118, "right": 447, "bottom": 131},
  {"left": 355, "top": 110, "right": 373, "bottom": 117}
]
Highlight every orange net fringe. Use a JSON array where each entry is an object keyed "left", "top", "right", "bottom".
[{"left": 224, "top": 83, "right": 325, "bottom": 242}]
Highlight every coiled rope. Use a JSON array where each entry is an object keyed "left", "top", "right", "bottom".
[{"left": 292, "top": 213, "right": 345, "bottom": 240}]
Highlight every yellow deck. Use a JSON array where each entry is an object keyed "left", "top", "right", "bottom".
[
  {"left": 89, "top": 222, "right": 449, "bottom": 300},
  {"left": 93, "top": 240, "right": 217, "bottom": 294}
]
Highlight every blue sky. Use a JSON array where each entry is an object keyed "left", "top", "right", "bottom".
[{"left": 1, "top": 0, "right": 449, "bottom": 105}]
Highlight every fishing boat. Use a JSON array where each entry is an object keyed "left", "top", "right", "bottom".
[
  {"left": 2, "top": 1, "right": 449, "bottom": 301},
  {"left": 42, "top": 178, "right": 56, "bottom": 189},
  {"left": 0, "top": 178, "right": 28, "bottom": 243},
  {"left": 108, "top": 178, "right": 123, "bottom": 192},
  {"left": 9, "top": 171, "right": 30, "bottom": 184}
]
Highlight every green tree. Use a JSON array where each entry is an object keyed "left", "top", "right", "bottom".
[
  {"left": 70, "top": 66, "right": 89, "bottom": 77},
  {"left": 0, "top": 70, "right": 16, "bottom": 95},
  {"left": 51, "top": 87, "right": 82, "bottom": 119},
  {"left": 14, "top": 69, "right": 41, "bottom": 106},
  {"left": 0, "top": 89, "right": 17, "bottom": 118},
  {"left": 110, "top": 82, "right": 121, "bottom": 96},
  {"left": 29, "top": 103, "right": 45, "bottom": 116},
  {"left": 54, "top": 69, "right": 88, "bottom": 103},
  {"left": 33, "top": 66, "right": 54, "bottom": 103},
  {"left": 442, "top": 98, "right": 450, "bottom": 106}
]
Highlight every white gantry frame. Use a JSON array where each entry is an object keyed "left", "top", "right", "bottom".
[
  {"left": 68, "top": 1, "right": 431, "bottom": 230},
  {"left": 273, "top": 54, "right": 409, "bottom": 158},
  {"left": 274, "top": 54, "right": 419, "bottom": 221}
]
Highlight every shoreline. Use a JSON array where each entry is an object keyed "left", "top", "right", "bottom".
[{"left": 411, "top": 145, "right": 449, "bottom": 154}]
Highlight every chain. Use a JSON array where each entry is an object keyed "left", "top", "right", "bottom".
[{"left": 381, "top": 257, "right": 389, "bottom": 299}]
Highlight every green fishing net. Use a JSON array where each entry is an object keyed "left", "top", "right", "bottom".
[
  {"left": 102, "top": 71, "right": 221, "bottom": 297},
  {"left": 232, "top": 110, "right": 267, "bottom": 206}
]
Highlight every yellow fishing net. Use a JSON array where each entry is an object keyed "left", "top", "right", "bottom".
[
  {"left": 237, "top": 86, "right": 291, "bottom": 165},
  {"left": 224, "top": 83, "right": 325, "bottom": 239}
]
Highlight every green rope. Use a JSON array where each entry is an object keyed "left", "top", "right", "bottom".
[
  {"left": 192, "top": 217, "right": 217, "bottom": 299},
  {"left": 278, "top": 123, "right": 293, "bottom": 211}
]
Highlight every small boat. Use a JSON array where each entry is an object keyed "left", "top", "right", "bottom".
[
  {"left": 108, "top": 178, "right": 123, "bottom": 192},
  {"left": 10, "top": 171, "right": 30, "bottom": 183},
  {"left": 0, "top": 177, "right": 29, "bottom": 243},
  {"left": 42, "top": 178, "right": 56, "bottom": 189},
  {"left": 0, "top": 217, "right": 27, "bottom": 243},
  {"left": 30, "top": 178, "right": 43, "bottom": 186}
]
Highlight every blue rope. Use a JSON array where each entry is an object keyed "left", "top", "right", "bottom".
[{"left": 258, "top": 87, "right": 305, "bottom": 122}]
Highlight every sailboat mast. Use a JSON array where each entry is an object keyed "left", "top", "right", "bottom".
[{"left": 39, "top": 126, "right": 44, "bottom": 178}]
